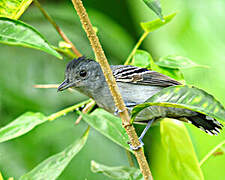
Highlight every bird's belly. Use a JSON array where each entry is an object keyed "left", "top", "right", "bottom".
[{"left": 133, "top": 106, "right": 198, "bottom": 123}]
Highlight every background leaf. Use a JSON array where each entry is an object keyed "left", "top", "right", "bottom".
[
  {"left": 0, "top": 112, "right": 47, "bottom": 143},
  {"left": 142, "top": 0, "right": 163, "bottom": 20},
  {"left": 131, "top": 49, "right": 151, "bottom": 68},
  {"left": 156, "top": 55, "right": 208, "bottom": 69},
  {"left": 140, "top": 13, "right": 176, "bottom": 33},
  {"left": 20, "top": 127, "right": 89, "bottom": 180},
  {"left": 81, "top": 109, "right": 131, "bottom": 152},
  {"left": 0, "top": 17, "right": 62, "bottom": 59},
  {"left": 132, "top": 50, "right": 185, "bottom": 82},
  {"left": 131, "top": 85, "right": 225, "bottom": 122},
  {"left": 160, "top": 118, "right": 204, "bottom": 180},
  {"left": 0, "top": 0, "right": 32, "bottom": 19},
  {"left": 91, "top": 161, "right": 143, "bottom": 180},
  {"left": 151, "top": 61, "right": 185, "bottom": 83}
]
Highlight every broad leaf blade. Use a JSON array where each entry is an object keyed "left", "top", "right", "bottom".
[
  {"left": 81, "top": 109, "right": 131, "bottom": 152},
  {"left": 0, "top": 17, "right": 62, "bottom": 59},
  {"left": 141, "top": 13, "right": 176, "bottom": 33},
  {"left": 20, "top": 127, "right": 89, "bottom": 180},
  {"left": 131, "top": 85, "right": 225, "bottom": 122},
  {"left": 91, "top": 161, "right": 143, "bottom": 180},
  {"left": 160, "top": 118, "right": 204, "bottom": 180},
  {"left": 0, "top": 112, "right": 47, "bottom": 143},
  {"left": 156, "top": 55, "right": 208, "bottom": 69},
  {"left": 142, "top": 0, "right": 163, "bottom": 20},
  {"left": 0, "top": 0, "right": 32, "bottom": 19}
]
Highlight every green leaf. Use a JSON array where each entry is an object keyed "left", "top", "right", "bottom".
[
  {"left": 81, "top": 109, "right": 131, "bottom": 152},
  {"left": 140, "top": 13, "right": 176, "bottom": 33},
  {"left": 156, "top": 55, "right": 208, "bottom": 69},
  {"left": 160, "top": 118, "right": 204, "bottom": 180},
  {"left": 131, "top": 49, "right": 152, "bottom": 68},
  {"left": 0, "top": 0, "right": 32, "bottom": 19},
  {"left": 151, "top": 61, "right": 185, "bottom": 83},
  {"left": 142, "top": 0, "right": 163, "bottom": 20},
  {"left": 0, "top": 112, "right": 47, "bottom": 143},
  {"left": 91, "top": 161, "right": 143, "bottom": 180},
  {"left": 20, "top": 127, "right": 89, "bottom": 180},
  {"left": 0, "top": 17, "right": 62, "bottom": 59},
  {"left": 131, "top": 85, "right": 225, "bottom": 122}
]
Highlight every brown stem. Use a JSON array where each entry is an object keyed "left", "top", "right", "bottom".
[
  {"left": 34, "top": 0, "right": 82, "bottom": 57},
  {"left": 71, "top": 0, "right": 153, "bottom": 179}
]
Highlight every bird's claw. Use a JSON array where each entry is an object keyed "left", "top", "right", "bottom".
[
  {"left": 114, "top": 102, "right": 137, "bottom": 115},
  {"left": 114, "top": 108, "right": 124, "bottom": 115},
  {"left": 128, "top": 138, "right": 144, "bottom": 151}
]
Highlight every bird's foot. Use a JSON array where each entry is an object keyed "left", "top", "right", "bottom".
[
  {"left": 114, "top": 108, "right": 123, "bottom": 115},
  {"left": 128, "top": 119, "right": 155, "bottom": 151},
  {"left": 114, "top": 102, "right": 137, "bottom": 116},
  {"left": 128, "top": 138, "right": 144, "bottom": 151}
]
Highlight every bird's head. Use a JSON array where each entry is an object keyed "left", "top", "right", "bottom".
[{"left": 58, "top": 57, "right": 103, "bottom": 93}]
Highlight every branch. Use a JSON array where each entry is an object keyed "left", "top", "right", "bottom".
[
  {"left": 33, "top": 84, "right": 74, "bottom": 92},
  {"left": 71, "top": 0, "right": 153, "bottom": 179},
  {"left": 34, "top": 0, "right": 82, "bottom": 57},
  {"left": 33, "top": 84, "right": 59, "bottom": 89}
]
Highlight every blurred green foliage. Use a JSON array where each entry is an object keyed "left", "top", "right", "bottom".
[{"left": 0, "top": 0, "right": 225, "bottom": 179}]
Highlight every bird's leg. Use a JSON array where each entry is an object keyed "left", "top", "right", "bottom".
[
  {"left": 114, "top": 102, "right": 137, "bottom": 115},
  {"left": 129, "top": 119, "right": 154, "bottom": 150}
]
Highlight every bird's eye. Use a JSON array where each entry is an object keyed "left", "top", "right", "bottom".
[{"left": 79, "top": 70, "right": 87, "bottom": 77}]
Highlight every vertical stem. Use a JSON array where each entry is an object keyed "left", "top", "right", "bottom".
[
  {"left": 34, "top": 0, "right": 82, "bottom": 57},
  {"left": 124, "top": 31, "right": 149, "bottom": 65},
  {"left": 71, "top": 0, "right": 153, "bottom": 179}
]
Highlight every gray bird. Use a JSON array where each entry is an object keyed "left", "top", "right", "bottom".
[{"left": 58, "top": 57, "right": 223, "bottom": 149}]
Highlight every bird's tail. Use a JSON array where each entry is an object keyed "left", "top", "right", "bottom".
[{"left": 187, "top": 114, "right": 223, "bottom": 135}]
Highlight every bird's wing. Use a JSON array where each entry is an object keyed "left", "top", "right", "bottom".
[{"left": 111, "top": 65, "right": 181, "bottom": 87}]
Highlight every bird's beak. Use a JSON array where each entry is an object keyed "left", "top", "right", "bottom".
[{"left": 58, "top": 80, "right": 73, "bottom": 92}]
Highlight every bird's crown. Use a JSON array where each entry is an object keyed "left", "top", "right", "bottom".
[{"left": 66, "top": 56, "right": 95, "bottom": 70}]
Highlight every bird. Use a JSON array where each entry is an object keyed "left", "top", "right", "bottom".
[{"left": 58, "top": 56, "right": 223, "bottom": 149}]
